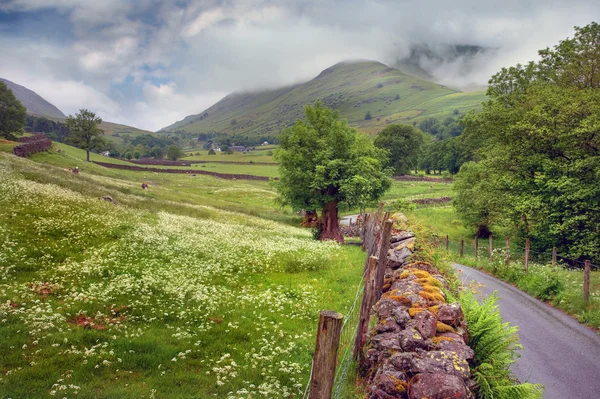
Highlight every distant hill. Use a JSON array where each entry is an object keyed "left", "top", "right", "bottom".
[
  {"left": 161, "top": 60, "right": 487, "bottom": 136},
  {"left": 1, "top": 77, "right": 154, "bottom": 137},
  {"left": 1, "top": 78, "right": 66, "bottom": 119}
]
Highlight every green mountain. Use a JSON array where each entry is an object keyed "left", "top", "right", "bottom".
[
  {"left": 1, "top": 78, "right": 66, "bottom": 119},
  {"left": 161, "top": 60, "right": 487, "bottom": 136}
]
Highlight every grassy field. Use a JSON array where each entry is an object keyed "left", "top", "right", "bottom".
[
  {"left": 0, "top": 149, "right": 368, "bottom": 398},
  {"left": 182, "top": 152, "right": 275, "bottom": 163},
  {"left": 162, "top": 60, "right": 486, "bottom": 136}
]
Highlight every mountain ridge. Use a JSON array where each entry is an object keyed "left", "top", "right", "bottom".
[
  {"left": 161, "top": 60, "right": 486, "bottom": 135},
  {"left": 2, "top": 77, "right": 154, "bottom": 137},
  {"left": 1, "top": 78, "right": 66, "bottom": 119}
]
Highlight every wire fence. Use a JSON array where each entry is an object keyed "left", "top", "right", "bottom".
[
  {"left": 302, "top": 208, "right": 387, "bottom": 399},
  {"left": 439, "top": 235, "right": 599, "bottom": 271}
]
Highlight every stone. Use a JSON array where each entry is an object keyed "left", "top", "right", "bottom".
[
  {"left": 398, "top": 328, "right": 430, "bottom": 352},
  {"left": 376, "top": 317, "right": 401, "bottom": 334},
  {"left": 370, "top": 361, "right": 409, "bottom": 397},
  {"left": 371, "top": 332, "right": 402, "bottom": 351},
  {"left": 391, "top": 213, "right": 408, "bottom": 224},
  {"left": 390, "top": 230, "right": 415, "bottom": 243},
  {"left": 414, "top": 310, "right": 437, "bottom": 339},
  {"left": 435, "top": 340, "right": 475, "bottom": 361},
  {"left": 377, "top": 298, "right": 403, "bottom": 318},
  {"left": 390, "top": 237, "right": 416, "bottom": 250},
  {"left": 392, "top": 308, "right": 410, "bottom": 328},
  {"left": 387, "top": 246, "right": 412, "bottom": 267},
  {"left": 437, "top": 303, "right": 464, "bottom": 327},
  {"left": 101, "top": 195, "right": 114, "bottom": 203},
  {"left": 410, "top": 351, "right": 471, "bottom": 380},
  {"left": 408, "top": 373, "right": 472, "bottom": 399},
  {"left": 437, "top": 332, "right": 467, "bottom": 344}
]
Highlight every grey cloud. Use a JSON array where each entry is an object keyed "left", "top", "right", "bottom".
[{"left": 1, "top": 0, "right": 599, "bottom": 130}]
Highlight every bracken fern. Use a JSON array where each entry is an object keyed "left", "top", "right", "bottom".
[{"left": 459, "top": 291, "right": 544, "bottom": 399}]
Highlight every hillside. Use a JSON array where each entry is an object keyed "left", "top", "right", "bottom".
[
  {"left": 2, "top": 77, "right": 155, "bottom": 138},
  {"left": 1, "top": 78, "right": 66, "bottom": 119},
  {"left": 161, "top": 60, "right": 487, "bottom": 135}
]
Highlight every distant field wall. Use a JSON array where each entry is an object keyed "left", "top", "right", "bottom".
[{"left": 92, "top": 161, "right": 271, "bottom": 181}]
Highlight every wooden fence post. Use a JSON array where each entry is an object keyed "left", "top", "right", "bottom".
[
  {"left": 505, "top": 236, "right": 510, "bottom": 266},
  {"left": 445, "top": 235, "right": 449, "bottom": 251},
  {"left": 309, "top": 310, "right": 343, "bottom": 399},
  {"left": 377, "top": 202, "right": 384, "bottom": 222},
  {"left": 460, "top": 239, "right": 464, "bottom": 257},
  {"left": 584, "top": 260, "right": 591, "bottom": 302},
  {"left": 489, "top": 234, "right": 494, "bottom": 261},
  {"left": 475, "top": 236, "right": 479, "bottom": 258},
  {"left": 361, "top": 214, "right": 370, "bottom": 252},
  {"left": 354, "top": 256, "right": 378, "bottom": 369},
  {"left": 524, "top": 239, "right": 530, "bottom": 273},
  {"left": 552, "top": 247, "right": 557, "bottom": 268},
  {"left": 375, "top": 220, "right": 393, "bottom": 302}
]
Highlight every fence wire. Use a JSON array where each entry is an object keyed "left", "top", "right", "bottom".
[
  {"left": 440, "top": 237, "right": 599, "bottom": 270},
  {"left": 302, "top": 254, "right": 368, "bottom": 399}
]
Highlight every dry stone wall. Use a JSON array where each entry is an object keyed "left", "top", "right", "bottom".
[{"left": 365, "top": 230, "right": 476, "bottom": 399}]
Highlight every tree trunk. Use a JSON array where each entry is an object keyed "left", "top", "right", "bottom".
[
  {"left": 301, "top": 210, "right": 318, "bottom": 228},
  {"left": 86, "top": 150, "right": 90, "bottom": 162},
  {"left": 319, "top": 201, "right": 344, "bottom": 243}
]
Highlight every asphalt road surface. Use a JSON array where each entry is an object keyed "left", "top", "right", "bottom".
[{"left": 453, "top": 263, "right": 600, "bottom": 399}]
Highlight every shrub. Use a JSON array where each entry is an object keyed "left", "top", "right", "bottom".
[
  {"left": 364, "top": 111, "right": 372, "bottom": 120},
  {"left": 459, "top": 291, "right": 544, "bottom": 399},
  {"left": 208, "top": 149, "right": 216, "bottom": 155}
]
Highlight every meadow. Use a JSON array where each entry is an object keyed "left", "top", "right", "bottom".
[{"left": 0, "top": 149, "right": 368, "bottom": 398}]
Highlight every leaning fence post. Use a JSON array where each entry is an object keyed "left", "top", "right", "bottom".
[
  {"left": 354, "top": 256, "right": 378, "bottom": 369},
  {"left": 475, "top": 236, "right": 479, "bottom": 258},
  {"left": 524, "top": 239, "right": 530, "bottom": 273},
  {"left": 375, "top": 220, "right": 393, "bottom": 302},
  {"left": 505, "top": 236, "right": 510, "bottom": 266},
  {"left": 584, "top": 260, "right": 591, "bottom": 302},
  {"left": 445, "top": 235, "right": 449, "bottom": 251},
  {"left": 489, "top": 234, "right": 494, "bottom": 261},
  {"left": 309, "top": 310, "right": 343, "bottom": 399},
  {"left": 460, "top": 239, "right": 464, "bottom": 257},
  {"left": 552, "top": 247, "right": 557, "bottom": 268},
  {"left": 377, "top": 202, "right": 384, "bottom": 222}
]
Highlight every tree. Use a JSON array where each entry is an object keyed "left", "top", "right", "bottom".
[
  {"left": 150, "top": 145, "right": 164, "bottom": 158},
  {"left": 65, "top": 109, "right": 104, "bottom": 162},
  {"left": 418, "top": 117, "right": 439, "bottom": 135},
  {"left": 208, "top": 149, "right": 216, "bottom": 155},
  {"left": 364, "top": 111, "right": 372, "bottom": 120},
  {"left": 166, "top": 145, "right": 184, "bottom": 161},
  {"left": 458, "top": 22, "right": 600, "bottom": 259},
  {"left": 0, "top": 81, "right": 27, "bottom": 140},
  {"left": 274, "top": 101, "right": 391, "bottom": 242},
  {"left": 373, "top": 124, "right": 426, "bottom": 175}
]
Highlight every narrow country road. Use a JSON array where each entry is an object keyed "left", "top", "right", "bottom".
[{"left": 453, "top": 263, "right": 600, "bottom": 399}]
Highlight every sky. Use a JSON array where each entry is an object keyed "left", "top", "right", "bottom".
[{"left": 0, "top": 0, "right": 598, "bottom": 131}]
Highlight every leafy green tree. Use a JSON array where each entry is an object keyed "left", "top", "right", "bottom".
[
  {"left": 0, "top": 81, "right": 27, "bottom": 140},
  {"left": 418, "top": 117, "right": 439, "bottom": 135},
  {"left": 275, "top": 101, "right": 391, "bottom": 242},
  {"left": 459, "top": 22, "right": 600, "bottom": 259},
  {"left": 364, "top": 111, "right": 372, "bottom": 120},
  {"left": 65, "top": 109, "right": 104, "bottom": 162},
  {"left": 150, "top": 145, "right": 164, "bottom": 158},
  {"left": 166, "top": 145, "right": 184, "bottom": 161},
  {"left": 373, "top": 124, "right": 425, "bottom": 175}
]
